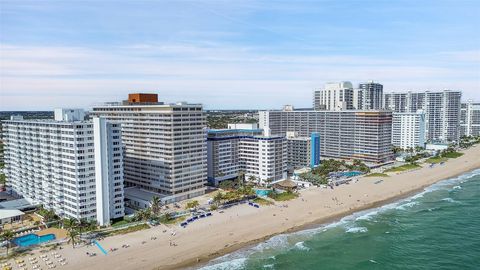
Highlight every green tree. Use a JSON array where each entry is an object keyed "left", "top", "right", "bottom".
[
  {"left": 236, "top": 171, "right": 245, "bottom": 188},
  {"left": 63, "top": 218, "right": 80, "bottom": 248},
  {"left": 219, "top": 180, "right": 235, "bottom": 190},
  {"left": 213, "top": 192, "right": 224, "bottom": 206},
  {"left": 1, "top": 230, "right": 14, "bottom": 255},
  {"left": 67, "top": 228, "right": 80, "bottom": 248},
  {"left": 186, "top": 200, "right": 200, "bottom": 211},
  {"left": 150, "top": 196, "right": 162, "bottom": 216}
]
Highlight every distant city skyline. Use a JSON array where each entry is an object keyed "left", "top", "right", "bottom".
[{"left": 1, "top": 0, "right": 479, "bottom": 110}]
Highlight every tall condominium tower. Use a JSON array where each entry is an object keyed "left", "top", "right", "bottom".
[
  {"left": 460, "top": 100, "right": 480, "bottom": 137},
  {"left": 392, "top": 110, "right": 426, "bottom": 149},
  {"left": 259, "top": 106, "right": 393, "bottom": 163},
  {"left": 313, "top": 81, "right": 354, "bottom": 111},
  {"left": 354, "top": 81, "right": 383, "bottom": 110},
  {"left": 94, "top": 117, "right": 125, "bottom": 226},
  {"left": 384, "top": 90, "right": 461, "bottom": 142},
  {"left": 91, "top": 93, "right": 207, "bottom": 204},
  {"left": 2, "top": 109, "right": 124, "bottom": 223}
]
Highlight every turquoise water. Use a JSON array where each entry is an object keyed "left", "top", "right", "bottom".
[
  {"left": 340, "top": 171, "right": 362, "bottom": 178},
  {"left": 255, "top": 189, "right": 272, "bottom": 197},
  {"left": 13, "top": 233, "right": 56, "bottom": 247},
  {"left": 200, "top": 169, "right": 480, "bottom": 270}
]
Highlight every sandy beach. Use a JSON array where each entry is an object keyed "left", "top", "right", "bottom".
[{"left": 11, "top": 144, "right": 480, "bottom": 270}]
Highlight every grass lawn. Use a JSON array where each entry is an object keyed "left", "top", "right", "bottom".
[
  {"left": 253, "top": 197, "right": 274, "bottom": 205},
  {"left": 159, "top": 215, "right": 186, "bottom": 225},
  {"left": 269, "top": 192, "right": 299, "bottom": 201},
  {"left": 384, "top": 163, "right": 421, "bottom": 173},
  {"left": 425, "top": 156, "right": 448, "bottom": 164},
  {"left": 105, "top": 224, "right": 150, "bottom": 236},
  {"left": 365, "top": 173, "right": 389, "bottom": 177},
  {"left": 111, "top": 219, "right": 132, "bottom": 227},
  {"left": 442, "top": 152, "right": 464, "bottom": 158}
]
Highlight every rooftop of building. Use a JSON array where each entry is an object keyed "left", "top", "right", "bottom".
[
  {"left": 0, "top": 198, "right": 35, "bottom": 211},
  {"left": 124, "top": 187, "right": 170, "bottom": 202},
  {"left": 0, "top": 209, "right": 24, "bottom": 220}
]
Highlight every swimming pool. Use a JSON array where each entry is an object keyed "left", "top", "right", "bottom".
[
  {"left": 342, "top": 171, "right": 363, "bottom": 178},
  {"left": 255, "top": 189, "right": 271, "bottom": 197},
  {"left": 13, "top": 233, "right": 56, "bottom": 247}
]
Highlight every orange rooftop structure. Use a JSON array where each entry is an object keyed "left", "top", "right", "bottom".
[{"left": 128, "top": 93, "right": 158, "bottom": 103}]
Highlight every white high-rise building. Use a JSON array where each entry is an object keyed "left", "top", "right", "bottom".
[
  {"left": 313, "top": 81, "right": 354, "bottom": 111},
  {"left": 392, "top": 110, "right": 426, "bottom": 149},
  {"left": 384, "top": 90, "right": 461, "bottom": 142},
  {"left": 460, "top": 100, "right": 480, "bottom": 137},
  {"left": 207, "top": 127, "right": 287, "bottom": 186},
  {"left": 2, "top": 109, "right": 124, "bottom": 223},
  {"left": 91, "top": 93, "right": 207, "bottom": 205},
  {"left": 94, "top": 117, "right": 124, "bottom": 226}
]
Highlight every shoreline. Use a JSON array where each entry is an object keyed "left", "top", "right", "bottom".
[
  {"left": 183, "top": 167, "right": 479, "bottom": 270},
  {"left": 6, "top": 144, "right": 480, "bottom": 270}
]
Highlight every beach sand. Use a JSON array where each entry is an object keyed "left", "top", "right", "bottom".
[{"left": 13, "top": 144, "right": 480, "bottom": 270}]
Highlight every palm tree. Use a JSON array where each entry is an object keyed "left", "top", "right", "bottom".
[
  {"left": 186, "top": 200, "right": 199, "bottom": 211},
  {"left": 67, "top": 228, "right": 80, "bottom": 248},
  {"left": 150, "top": 196, "right": 162, "bottom": 216},
  {"left": 63, "top": 218, "right": 80, "bottom": 248},
  {"left": 213, "top": 192, "right": 224, "bottom": 206},
  {"left": 236, "top": 171, "right": 245, "bottom": 188},
  {"left": 248, "top": 175, "right": 256, "bottom": 184},
  {"left": 1, "top": 230, "right": 14, "bottom": 256}
]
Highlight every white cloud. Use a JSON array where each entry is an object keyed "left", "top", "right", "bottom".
[{"left": 1, "top": 44, "right": 479, "bottom": 110}]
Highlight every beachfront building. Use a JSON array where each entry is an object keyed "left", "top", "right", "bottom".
[
  {"left": 2, "top": 109, "right": 124, "bottom": 223},
  {"left": 259, "top": 106, "right": 393, "bottom": 163},
  {"left": 392, "top": 110, "right": 426, "bottom": 150},
  {"left": 313, "top": 81, "right": 354, "bottom": 111},
  {"left": 94, "top": 117, "right": 125, "bottom": 226},
  {"left": 286, "top": 132, "right": 321, "bottom": 170},
  {"left": 207, "top": 127, "right": 287, "bottom": 186},
  {"left": 460, "top": 100, "right": 480, "bottom": 137},
  {"left": 354, "top": 81, "right": 383, "bottom": 110},
  {"left": 91, "top": 93, "right": 207, "bottom": 205},
  {"left": 384, "top": 90, "right": 462, "bottom": 142}
]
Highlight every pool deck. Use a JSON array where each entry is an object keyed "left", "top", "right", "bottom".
[{"left": 36, "top": 228, "right": 68, "bottom": 239}]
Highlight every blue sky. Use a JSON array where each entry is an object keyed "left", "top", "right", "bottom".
[{"left": 1, "top": 0, "right": 479, "bottom": 110}]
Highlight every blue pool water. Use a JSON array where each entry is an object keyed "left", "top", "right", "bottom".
[
  {"left": 341, "top": 171, "right": 362, "bottom": 178},
  {"left": 13, "top": 233, "right": 56, "bottom": 247},
  {"left": 255, "top": 189, "right": 271, "bottom": 197}
]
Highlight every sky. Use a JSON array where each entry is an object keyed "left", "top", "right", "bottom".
[{"left": 0, "top": 0, "right": 479, "bottom": 110}]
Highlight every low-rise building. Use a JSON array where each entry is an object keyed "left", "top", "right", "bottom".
[{"left": 286, "top": 132, "right": 321, "bottom": 170}]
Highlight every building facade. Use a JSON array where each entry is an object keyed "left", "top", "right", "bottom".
[
  {"left": 94, "top": 117, "right": 124, "bottom": 226},
  {"left": 2, "top": 110, "right": 124, "bottom": 223},
  {"left": 354, "top": 81, "right": 383, "bottom": 110},
  {"left": 313, "top": 81, "right": 354, "bottom": 111},
  {"left": 259, "top": 108, "right": 393, "bottom": 163},
  {"left": 460, "top": 100, "right": 480, "bottom": 137},
  {"left": 392, "top": 110, "right": 426, "bottom": 149},
  {"left": 286, "top": 132, "right": 321, "bottom": 170},
  {"left": 91, "top": 94, "right": 207, "bottom": 203},
  {"left": 384, "top": 90, "right": 461, "bottom": 142},
  {"left": 207, "top": 128, "right": 287, "bottom": 186}
]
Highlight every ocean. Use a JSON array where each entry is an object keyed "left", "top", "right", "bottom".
[{"left": 198, "top": 169, "right": 480, "bottom": 270}]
